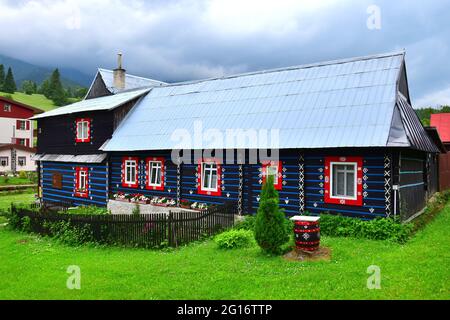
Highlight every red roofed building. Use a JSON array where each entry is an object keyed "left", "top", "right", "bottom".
[
  {"left": 0, "top": 96, "right": 43, "bottom": 173},
  {"left": 430, "top": 113, "right": 450, "bottom": 191},
  {"left": 430, "top": 113, "right": 450, "bottom": 144}
]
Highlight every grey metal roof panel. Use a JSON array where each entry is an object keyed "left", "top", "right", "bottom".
[
  {"left": 395, "top": 94, "right": 440, "bottom": 153},
  {"left": 98, "top": 69, "right": 166, "bottom": 93},
  {"left": 31, "top": 88, "right": 151, "bottom": 119},
  {"left": 32, "top": 154, "right": 107, "bottom": 163},
  {"left": 103, "top": 52, "right": 409, "bottom": 151}
]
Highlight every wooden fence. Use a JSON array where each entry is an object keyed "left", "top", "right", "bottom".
[{"left": 12, "top": 203, "right": 236, "bottom": 248}]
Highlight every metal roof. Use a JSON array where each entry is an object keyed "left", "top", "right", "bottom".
[
  {"left": 97, "top": 68, "right": 166, "bottom": 94},
  {"left": 31, "top": 88, "right": 150, "bottom": 120},
  {"left": 396, "top": 93, "right": 440, "bottom": 153},
  {"left": 32, "top": 153, "right": 107, "bottom": 163},
  {"left": 104, "top": 51, "right": 419, "bottom": 152}
]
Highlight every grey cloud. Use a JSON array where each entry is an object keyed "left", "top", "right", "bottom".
[{"left": 0, "top": 0, "right": 449, "bottom": 107}]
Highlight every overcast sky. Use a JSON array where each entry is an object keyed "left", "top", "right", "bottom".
[{"left": 0, "top": 0, "right": 449, "bottom": 107}]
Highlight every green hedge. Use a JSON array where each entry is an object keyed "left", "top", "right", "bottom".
[{"left": 319, "top": 215, "right": 413, "bottom": 243}]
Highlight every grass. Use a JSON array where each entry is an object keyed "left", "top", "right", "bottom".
[
  {"left": 0, "top": 176, "right": 34, "bottom": 186},
  {"left": 0, "top": 91, "right": 80, "bottom": 111},
  {"left": 0, "top": 190, "right": 35, "bottom": 211},
  {"left": 0, "top": 91, "right": 55, "bottom": 111},
  {"left": 0, "top": 192, "right": 448, "bottom": 300}
]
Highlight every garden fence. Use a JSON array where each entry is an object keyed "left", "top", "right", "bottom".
[{"left": 12, "top": 202, "right": 237, "bottom": 248}]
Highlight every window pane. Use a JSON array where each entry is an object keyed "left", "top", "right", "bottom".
[
  {"left": 203, "top": 170, "right": 211, "bottom": 188},
  {"left": 346, "top": 171, "right": 355, "bottom": 197},
  {"left": 337, "top": 171, "right": 345, "bottom": 195},
  {"left": 211, "top": 172, "right": 217, "bottom": 189}
]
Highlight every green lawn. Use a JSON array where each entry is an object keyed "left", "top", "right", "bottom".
[
  {"left": 0, "top": 91, "right": 55, "bottom": 111},
  {"left": 0, "top": 191, "right": 35, "bottom": 211},
  {"left": 0, "top": 91, "right": 80, "bottom": 111},
  {"left": 0, "top": 192, "right": 448, "bottom": 300},
  {"left": 0, "top": 176, "right": 34, "bottom": 186}
]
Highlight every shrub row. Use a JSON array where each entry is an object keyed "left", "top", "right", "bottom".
[{"left": 319, "top": 215, "right": 413, "bottom": 243}]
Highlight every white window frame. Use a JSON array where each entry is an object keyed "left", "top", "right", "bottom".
[
  {"left": 4, "top": 104, "right": 11, "bottom": 112},
  {"left": 18, "top": 157, "right": 26, "bottom": 166},
  {"left": 78, "top": 170, "right": 87, "bottom": 191},
  {"left": 329, "top": 162, "right": 358, "bottom": 201},
  {"left": 76, "top": 120, "right": 89, "bottom": 141},
  {"left": 125, "top": 160, "right": 137, "bottom": 185},
  {"left": 201, "top": 162, "right": 219, "bottom": 192},
  {"left": 148, "top": 161, "right": 162, "bottom": 187},
  {"left": 266, "top": 164, "right": 279, "bottom": 185}
]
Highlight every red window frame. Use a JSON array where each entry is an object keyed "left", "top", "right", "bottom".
[
  {"left": 324, "top": 156, "right": 363, "bottom": 206},
  {"left": 75, "top": 118, "right": 92, "bottom": 143},
  {"left": 75, "top": 167, "right": 89, "bottom": 198},
  {"left": 145, "top": 157, "right": 165, "bottom": 191},
  {"left": 197, "top": 158, "right": 222, "bottom": 196},
  {"left": 16, "top": 120, "right": 28, "bottom": 130},
  {"left": 262, "top": 160, "right": 283, "bottom": 190},
  {"left": 121, "top": 157, "right": 139, "bottom": 188}
]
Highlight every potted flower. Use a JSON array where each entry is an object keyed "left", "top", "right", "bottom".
[{"left": 180, "top": 199, "right": 191, "bottom": 209}]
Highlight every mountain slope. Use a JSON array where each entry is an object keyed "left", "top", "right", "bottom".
[{"left": 0, "top": 54, "right": 91, "bottom": 88}]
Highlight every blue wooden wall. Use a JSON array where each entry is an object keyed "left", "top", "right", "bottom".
[
  {"left": 109, "top": 152, "right": 178, "bottom": 200},
  {"left": 108, "top": 149, "right": 391, "bottom": 219},
  {"left": 41, "top": 161, "right": 108, "bottom": 206}
]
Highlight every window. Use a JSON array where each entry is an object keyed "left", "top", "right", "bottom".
[
  {"left": 17, "top": 120, "right": 27, "bottom": 130},
  {"left": 4, "top": 104, "right": 11, "bottom": 112},
  {"left": 14, "top": 138, "right": 30, "bottom": 147},
  {"left": 262, "top": 161, "right": 283, "bottom": 190},
  {"left": 146, "top": 157, "right": 164, "bottom": 190},
  {"left": 52, "top": 173, "right": 63, "bottom": 189},
  {"left": 75, "top": 118, "right": 91, "bottom": 143},
  {"left": 18, "top": 157, "right": 26, "bottom": 166},
  {"left": 75, "top": 167, "right": 89, "bottom": 198},
  {"left": 331, "top": 164, "right": 356, "bottom": 199},
  {"left": 0, "top": 157, "right": 8, "bottom": 167},
  {"left": 324, "top": 157, "right": 363, "bottom": 206},
  {"left": 198, "top": 159, "right": 222, "bottom": 196},
  {"left": 121, "top": 157, "right": 139, "bottom": 188}
]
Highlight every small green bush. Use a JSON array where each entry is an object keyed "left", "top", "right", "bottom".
[
  {"left": 44, "top": 220, "right": 95, "bottom": 246},
  {"left": 132, "top": 203, "right": 141, "bottom": 216},
  {"left": 320, "top": 214, "right": 413, "bottom": 244},
  {"left": 215, "top": 229, "right": 254, "bottom": 249},
  {"left": 234, "top": 215, "right": 256, "bottom": 231},
  {"left": 18, "top": 171, "right": 28, "bottom": 179}
]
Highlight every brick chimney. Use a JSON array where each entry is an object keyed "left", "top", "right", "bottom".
[{"left": 113, "top": 53, "right": 126, "bottom": 90}]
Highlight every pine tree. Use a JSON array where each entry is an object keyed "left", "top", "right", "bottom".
[
  {"left": 39, "top": 79, "right": 52, "bottom": 98},
  {"left": 3, "top": 67, "right": 17, "bottom": 94},
  {"left": 22, "top": 80, "right": 37, "bottom": 95},
  {"left": 0, "top": 64, "right": 5, "bottom": 91},
  {"left": 48, "top": 68, "right": 67, "bottom": 106},
  {"left": 254, "top": 175, "right": 290, "bottom": 255}
]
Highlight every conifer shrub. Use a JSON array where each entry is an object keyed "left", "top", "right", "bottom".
[{"left": 254, "top": 175, "right": 289, "bottom": 255}]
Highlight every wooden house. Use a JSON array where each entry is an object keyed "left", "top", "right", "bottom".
[
  {"left": 430, "top": 113, "right": 450, "bottom": 191},
  {"left": 0, "top": 96, "right": 43, "bottom": 173},
  {"left": 34, "top": 51, "right": 444, "bottom": 221}
]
